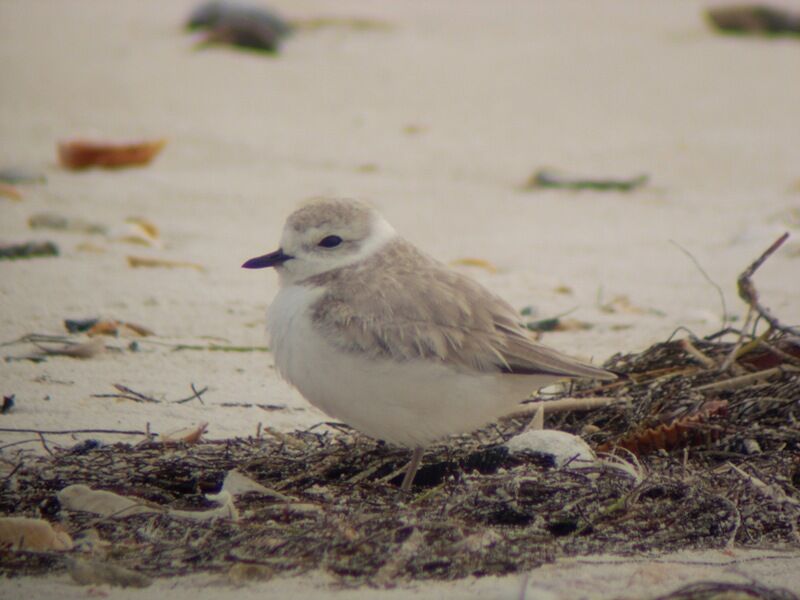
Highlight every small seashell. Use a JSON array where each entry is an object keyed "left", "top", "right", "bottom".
[{"left": 506, "top": 430, "right": 595, "bottom": 468}]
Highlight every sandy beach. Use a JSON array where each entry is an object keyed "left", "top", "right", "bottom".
[{"left": 1, "top": 0, "right": 799, "bottom": 597}]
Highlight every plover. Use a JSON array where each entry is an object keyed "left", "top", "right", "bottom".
[{"left": 244, "top": 198, "right": 615, "bottom": 490}]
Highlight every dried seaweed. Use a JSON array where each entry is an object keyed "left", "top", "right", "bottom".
[
  {"left": 1, "top": 327, "right": 798, "bottom": 584},
  {"left": 1, "top": 237, "right": 797, "bottom": 585}
]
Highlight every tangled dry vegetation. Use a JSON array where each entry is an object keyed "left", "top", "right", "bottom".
[{"left": 1, "top": 237, "right": 798, "bottom": 589}]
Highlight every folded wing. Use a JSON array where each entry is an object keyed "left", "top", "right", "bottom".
[{"left": 307, "top": 239, "right": 615, "bottom": 381}]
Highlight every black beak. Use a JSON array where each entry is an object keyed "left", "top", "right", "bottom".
[{"left": 242, "top": 248, "right": 293, "bottom": 269}]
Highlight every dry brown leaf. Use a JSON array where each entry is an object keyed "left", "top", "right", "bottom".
[
  {"left": 58, "top": 139, "right": 166, "bottom": 170},
  {"left": 158, "top": 421, "right": 208, "bottom": 444},
  {"left": 87, "top": 319, "right": 154, "bottom": 338},
  {"left": 118, "top": 218, "right": 161, "bottom": 247},
  {"left": 450, "top": 257, "right": 498, "bottom": 273},
  {"left": 0, "top": 517, "right": 73, "bottom": 551},
  {"left": 554, "top": 318, "right": 593, "bottom": 332},
  {"left": 0, "top": 182, "right": 23, "bottom": 201},
  {"left": 127, "top": 255, "right": 205, "bottom": 271},
  {"left": 125, "top": 217, "right": 159, "bottom": 239}
]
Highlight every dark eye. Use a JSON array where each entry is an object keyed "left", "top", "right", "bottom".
[{"left": 318, "top": 235, "right": 343, "bottom": 248}]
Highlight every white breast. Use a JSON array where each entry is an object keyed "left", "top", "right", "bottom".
[{"left": 267, "top": 284, "right": 554, "bottom": 447}]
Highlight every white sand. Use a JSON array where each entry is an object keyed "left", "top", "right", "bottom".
[{"left": 1, "top": 0, "right": 799, "bottom": 597}]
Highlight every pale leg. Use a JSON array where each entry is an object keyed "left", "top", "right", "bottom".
[{"left": 400, "top": 447, "right": 424, "bottom": 492}]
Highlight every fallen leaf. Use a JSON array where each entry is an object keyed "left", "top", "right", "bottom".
[
  {"left": 188, "top": 1, "right": 292, "bottom": 53},
  {"left": 523, "top": 169, "right": 648, "bottom": 192},
  {"left": 450, "top": 257, "right": 498, "bottom": 273},
  {"left": 706, "top": 5, "right": 800, "bottom": 35},
  {"left": 58, "top": 139, "right": 167, "bottom": 170},
  {"left": 125, "top": 217, "right": 159, "bottom": 239},
  {"left": 29, "top": 212, "right": 107, "bottom": 234},
  {"left": 127, "top": 255, "right": 205, "bottom": 271},
  {"left": 157, "top": 421, "right": 208, "bottom": 444},
  {"left": 0, "top": 166, "right": 46, "bottom": 184},
  {"left": 118, "top": 217, "right": 161, "bottom": 247},
  {"left": 0, "top": 241, "right": 59, "bottom": 260},
  {"left": 0, "top": 182, "right": 23, "bottom": 201},
  {"left": 0, "top": 517, "right": 73, "bottom": 551},
  {"left": 87, "top": 319, "right": 154, "bottom": 338}
]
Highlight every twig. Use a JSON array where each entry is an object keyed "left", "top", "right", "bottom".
[
  {"left": 0, "top": 438, "right": 42, "bottom": 451},
  {"left": 670, "top": 240, "right": 728, "bottom": 329},
  {"left": 0, "top": 427, "right": 147, "bottom": 435},
  {"left": 37, "top": 432, "right": 53, "bottom": 456},
  {"left": 694, "top": 366, "right": 799, "bottom": 392},
  {"left": 720, "top": 306, "right": 754, "bottom": 372},
  {"left": 737, "top": 232, "right": 798, "bottom": 336},
  {"left": 751, "top": 338, "right": 800, "bottom": 368},
  {"left": 726, "top": 462, "right": 800, "bottom": 507},
  {"left": 173, "top": 383, "right": 208, "bottom": 405},
  {"left": 679, "top": 338, "right": 717, "bottom": 369},
  {"left": 503, "top": 396, "right": 621, "bottom": 422},
  {"left": 92, "top": 384, "right": 160, "bottom": 403},
  {"left": 0, "top": 333, "right": 73, "bottom": 347}
]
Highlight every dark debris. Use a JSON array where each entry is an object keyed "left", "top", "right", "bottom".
[{"left": 1, "top": 329, "right": 798, "bottom": 584}]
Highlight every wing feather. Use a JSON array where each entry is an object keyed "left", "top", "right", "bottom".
[{"left": 306, "top": 239, "right": 615, "bottom": 381}]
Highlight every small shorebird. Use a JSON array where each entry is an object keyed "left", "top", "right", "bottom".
[{"left": 244, "top": 198, "right": 615, "bottom": 490}]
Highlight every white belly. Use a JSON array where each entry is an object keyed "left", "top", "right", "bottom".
[{"left": 267, "top": 285, "right": 553, "bottom": 448}]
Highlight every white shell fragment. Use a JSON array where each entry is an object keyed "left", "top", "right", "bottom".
[
  {"left": 505, "top": 430, "right": 596, "bottom": 468},
  {"left": 57, "top": 484, "right": 238, "bottom": 522},
  {"left": 0, "top": 516, "right": 73, "bottom": 551}
]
